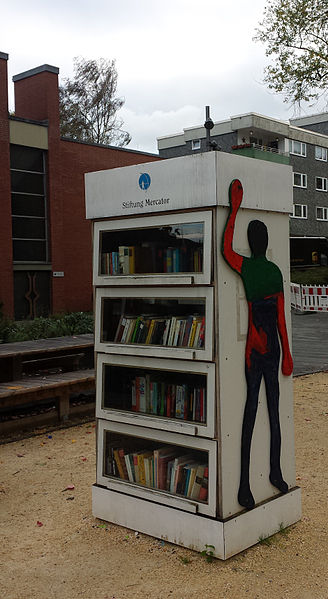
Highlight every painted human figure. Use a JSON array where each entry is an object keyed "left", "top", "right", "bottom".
[{"left": 222, "top": 179, "right": 293, "bottom": 510}]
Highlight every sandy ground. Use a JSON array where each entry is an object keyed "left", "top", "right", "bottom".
[{"left": 1, "top": 372, "right": 327, "bottom": 599}]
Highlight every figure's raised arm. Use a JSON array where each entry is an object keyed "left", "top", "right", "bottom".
[{"left": 221, "top": 179, "right": 244, "bottom": 274}]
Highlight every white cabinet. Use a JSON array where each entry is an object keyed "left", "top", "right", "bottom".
[{"left": 86, "top": 152, "right": 301, "bottom": 559}]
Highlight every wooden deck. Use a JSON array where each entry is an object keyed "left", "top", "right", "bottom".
[
  {"left": 0, "top": 334, "right": 94, "bottom": 381},
  {"left": 0, "top": 335, "right": 95, "bottom": 437}
]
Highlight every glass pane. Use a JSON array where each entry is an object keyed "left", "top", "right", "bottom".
[
  {"left": 12, "top": 216, "right": 45, "bottom": 239},
  {"left": 104, "top": 431, "right": 209, "bottom": 501},
  {"left": 99, "top": 221, "right": 204, "bottom": 275},
  {"left": 13, "top": 239, "right": 47, "bottom": 262},
  {"left": 11, "top": 171, "right": 44, "bottom": 195},
  {"left": 101, "top": 296, "right": 206, "bottom": 348},
  {"left": 12, "top": 193, "right": 45, "bottom": 217},
  {"left": 103, "top": 364, "right": 207, "bottom": 424},
  {"left": 10, "top": 145, "right": 44, "bottom": 172}
]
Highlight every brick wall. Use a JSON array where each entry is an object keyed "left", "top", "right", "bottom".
[
  {"left": 12, "top": 66, "right": 160, "bottom": 315},
  {"left": 52, "top": 139, "right": 160, "bottom": 313},
  {"left": 0, "top": 55, "right": 14, "bottom": 316}
]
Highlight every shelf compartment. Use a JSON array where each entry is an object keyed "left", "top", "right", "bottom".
[
  {"left": 96, "top": 354, "right": 215, "bottom": 438},
  {"left": 92, "top": 211, "right": 212, "bottom": 286},
  {"left": 96, "top": 419, "right": 217, "bottom": 517},
  {"left": 95, "top": 286, "right": 214, "bottom": 361}
]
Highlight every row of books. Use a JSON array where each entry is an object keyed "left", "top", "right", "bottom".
[
  {"left": 107, "top": 445, "right": 208, "bottom": 502},
  {"left": 131, "top": 376, "right": 206, "bottom": 423},
  {"left": 114, "top": 314, "right": 205, "bottom": 348},
  {"left": 101, "top": 245, "right": 203, "bottom": 275}
]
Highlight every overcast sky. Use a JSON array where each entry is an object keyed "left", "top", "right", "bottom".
[{"left": 1, "top": 0, "right": 322, "bottom": 153}]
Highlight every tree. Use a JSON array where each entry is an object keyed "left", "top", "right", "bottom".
[
  {"left": 59, "top": 57, "right": 131, "bottom": 146},
  {"left": 254, "top": 0, "right": 328, "bottom": 105}
]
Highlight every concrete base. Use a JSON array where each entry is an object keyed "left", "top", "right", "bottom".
[{"left": 92, "top": 484, "right": 301, "bottom": 560}]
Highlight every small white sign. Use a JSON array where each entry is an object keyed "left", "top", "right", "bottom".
[{"left": 53, "top": 271, "right": 64, "bottom": 277}]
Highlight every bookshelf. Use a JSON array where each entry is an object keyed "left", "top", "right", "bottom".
[
  {"left": 86, "top": 152, "right": 301, "bottom": 559},
  {"left": 96, "top": 354, "right": 215, "bottom": 437},
  {"left": 95, "top": 286, "right": 213, "bottom": 361},
  {"left": 92, "top": 211, "right": 212, "bottom": 286}
]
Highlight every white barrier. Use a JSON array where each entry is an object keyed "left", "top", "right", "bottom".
[{"left": 290, "top": 283, "right": 328, "bottom": 312}]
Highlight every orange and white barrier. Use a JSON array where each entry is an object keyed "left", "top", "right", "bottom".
[{"left": 291, "top": 283, "right": 328, "bottom": 312}]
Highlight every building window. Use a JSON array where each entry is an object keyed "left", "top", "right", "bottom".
[
  {"left": 289, "top": 140, "right": 306, "bottom": 157},
  {"left": 191, "top": 139, "right": 201, "bottom": 151},
  {"left": 291, "top": 204, "right": 307, "bottom": 219},
  {"left": 315, "top": 146, "right": 327, "bottom": 161},
  {"left": 316, "top": 207, "right": 328, "bottom": 221},
  {"left": 293, "top": 172, "right": 307, "bottom": 188},
  {"left": 10, "top": 145, "right": 48, "bottom": 262},
  {"left": 315, "top": 177, "right": 328, "bottom": 192}
]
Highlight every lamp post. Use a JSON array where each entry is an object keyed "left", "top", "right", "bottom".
[{"left": 204, "top": 106, "right": 220, "bottom": 151}]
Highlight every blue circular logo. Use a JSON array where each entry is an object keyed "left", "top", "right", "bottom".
[{"left": 139, "top": 173, "right": 151, "bottom": 190}]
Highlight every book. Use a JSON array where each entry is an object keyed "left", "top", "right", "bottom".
[
  {"left": 175, "top": 385, "right": 185, "bottom": 419},
  {"left": 162, "top": 318, "right": 171, "bottom": 346},
  {"left": 138, "top": 376, "right": 146, "bottom": 413},
  {"left": 190, "top": 464, "right": 206, "bottom": 499},
  {"left": 157, "top": 449, "right": 179, "bottom": 490},
  {"left": 169, "top": 454, "right": 194, "bottom": 493},
  {"left": 137, "top": 451, "right": 152, "bottom": 485},
  {"left": 165, "top": 247, "right": 173, "bottom": 273},
  {"left": 188, "top": 317, "right": 198, "bottom": 347},
  {"left": 172, "top": 248, "right": 180, "bottom": 272},
  {"left": 118, "top": 246, "right": 130, "bottom": 274},
  {"left": 132, "top": 453, "right": 140, "bottom": 483},
  {"left": 113, "top": 448, "right": 127, "bottom": 480},
  {"left": 145, "top": 319, "right": 156, "bottom": 345},
  {"left": 126, "top": 318, "right": 137, "bottom": 344},
  {"left": 182, "top": 315, "right": 194, "bottom": 346},
  {"left": 124, "top": 453, "right": 134, "bottom": 483},
  {"left": 153, "top": 446, "right": 175, "bottom": 489},
  {"left": 131, "top": 316, "right": 142, "bottom": 343},
  {"left": 120, "top": 317, "right": 132, "bottom": 344},
  {"left": 172, "top": 319, "right": 183, "bottom": 347},
  {"left": 114, "top": 315, "right": 127, "bottom": 343},
  {"left": 186, "top": 463, "right": 198, "bottom": 497},
  {"left": 118, "top": 448, "right": 129, "bottom": 480},
  {"left": 199, "top": 466, "right": 209, "bottom": 501}
]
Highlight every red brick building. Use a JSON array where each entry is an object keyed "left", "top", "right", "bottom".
[{"left": 0, "top": 52, "right": 159, "bottom": 319}]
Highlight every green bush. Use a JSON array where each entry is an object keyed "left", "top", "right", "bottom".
[{"left": 0, "top": 312, "right": 94, "bottom": 344}]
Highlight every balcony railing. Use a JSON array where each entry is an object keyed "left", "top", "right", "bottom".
[{"left": 231, "top": 143, "right": 290, "bottom": 165}]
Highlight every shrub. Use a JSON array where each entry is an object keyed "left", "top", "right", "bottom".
[{"left": 0, "top": 312, "right": 94, "bottom": 343}]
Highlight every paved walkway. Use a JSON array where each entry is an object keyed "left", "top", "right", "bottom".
[{"left": 291, "top": 311, "right": 328, "bottom": 376}]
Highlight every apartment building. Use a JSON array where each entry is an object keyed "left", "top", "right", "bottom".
[{"left": 157, "top": 112, "right": 328, "bottom": 240}]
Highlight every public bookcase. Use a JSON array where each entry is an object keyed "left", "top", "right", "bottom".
[{"left": 85, "top": 151, "right": 301, "bottom": 560}]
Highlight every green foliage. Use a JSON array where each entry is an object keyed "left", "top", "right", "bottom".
[
  {"left": 179, "top": 556, "right": 191, "bottom": 565},
  {"left": 59, "top": 57, "right": 131, "bottom": 146},
  {"left": 0, "top": 312, "right": 94, "bottom": 343},
  {"left": 259, "top": 533, "right": 273, "bottom": 546},
  {"left": 291, "top": 266, "right": 328, "bottom": 285},
  {"left": 254, "top": 0, "right": 328, "bottom": 105},
  {"left": 200, "top": 544, "right": 216, "bottom": 563}
]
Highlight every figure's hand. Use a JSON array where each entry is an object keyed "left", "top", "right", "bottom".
[
  {"left": 229, "top": 179, "right": 243, "bottom": 212},
  {"left": 282, "top": 351, "right": 293, "bottom": 376}
]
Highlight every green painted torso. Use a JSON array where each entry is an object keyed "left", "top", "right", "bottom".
[{"left": 241, "top": 255, "right": 283, "bottom": 301}]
